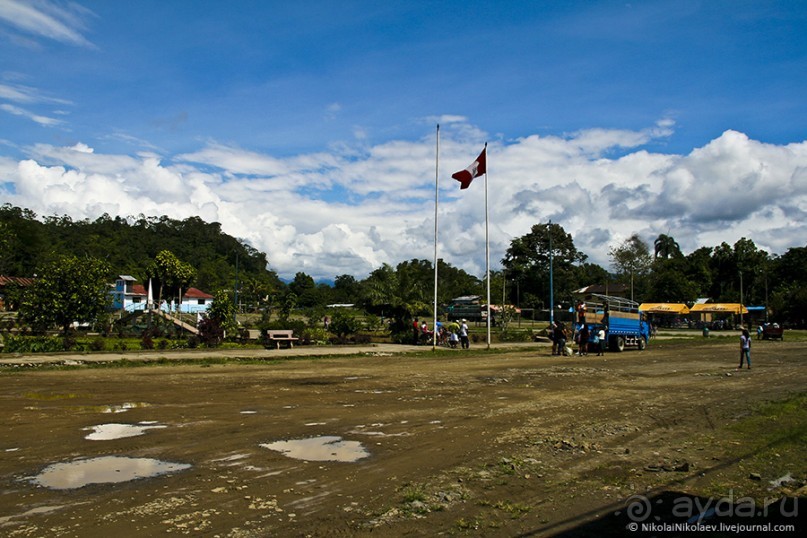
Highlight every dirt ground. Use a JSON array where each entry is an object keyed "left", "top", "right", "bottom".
[{"left": 1, "top": 336, "right": 804, "bottom": 537}]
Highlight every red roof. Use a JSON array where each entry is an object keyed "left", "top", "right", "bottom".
[
  {"left": 0, "top": 276, "right": 35, "bottom": 287},
  {"left": 184, "top": 287, "right": 214, "bottom": 300},
  {"left": 128, "top": 284, "right": 212, "bottom": 300}
]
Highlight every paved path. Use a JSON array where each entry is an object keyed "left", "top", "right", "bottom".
[{"left": 0, "top": 341, "right": 543, "bottom": 366}]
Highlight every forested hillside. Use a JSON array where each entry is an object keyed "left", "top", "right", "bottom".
[{"left": 0, "top": 204, "right": 281, "bottom": 294}]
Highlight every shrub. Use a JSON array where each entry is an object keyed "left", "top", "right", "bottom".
[
  {"left": 141, "top": 334, "right": 154, "bottom": 350},
  {"left": 62, "top": 334, "right": 78, "bottom": 351},
  {"left": 301, "top": 327, "right": 329, "bottom": 346},
  {"left": 89, "top": 338, "right": 106, "bottom": 352},
  {"left": 1, "top": 335, "right": 64, "bottom": 353},
  {"left": 498, "top": 329, "right": 534, "bottom": 342},
  {"left": 328, "top": 310, "right": 362, "bottom": 339},
  {"left": 198, "top": 317, "right": 224, "bottom": 347}
]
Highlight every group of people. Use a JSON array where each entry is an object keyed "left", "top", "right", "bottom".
[
  {"left": 412, "top": 318, "right": 469, "bottom": 349},
  {"left": 548, "top": 320, "right": 607, "bottom": 357}
]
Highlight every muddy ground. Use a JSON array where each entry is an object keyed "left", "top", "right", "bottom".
[{"left": 1, "top": 336, "right": 805, "bottom": 537}]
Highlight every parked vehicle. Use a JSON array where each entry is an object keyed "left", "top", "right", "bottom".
[
  {"left": 577, "top": 294, "right": 650, "bottom": 352},
  {"left": 761, "top": 323, "right": 784, "bottom": 340},
  {"left": 446, "top": 295, "right": 487, "bottom": 322}
]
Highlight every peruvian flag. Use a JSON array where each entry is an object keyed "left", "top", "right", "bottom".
[{"left": 451, "top": 146, "right": 486, "bottom": 189}]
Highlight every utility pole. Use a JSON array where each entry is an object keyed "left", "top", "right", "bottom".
[{"left": 234, "top": 251, "right": 239, "bottom": 327}]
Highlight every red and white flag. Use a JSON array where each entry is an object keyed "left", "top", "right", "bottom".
[{"left": 451, "top": 147, "right": 486, "bottom": 190}]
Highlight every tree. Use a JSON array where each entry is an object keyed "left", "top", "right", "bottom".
[
  {"left": 707, "top": 238, "right": 768, "bottom": 303},
  {"left": 201, "top": 289, "right": 237, "bottom": 344},
  {"left": 653, "top": 234, "right": 681, "bottom": 259},
  {"left": 575, "top": 262, "right": 610, "bottom": 290},
  {"left": 768, "top": 246, "right": 807, "bottom": 324},
  {"left": 333, "top": 274, "right": 361, "bottom": 304},
  {"left": 327, "top": 309, "right": 362, "bottom": 340},
  {"left": 683, "top": 246, "right": 713, "bottom": 299},
  {"left": 649, "top": 257, "right": 699, "bottom": 302},
  {"left": 609, "top": 234, "right": 652, "bottom": 301},
  {"left": 145, "top": 250, "right": 196, "bottom": 310},
  {"left": 19, "top": 255, "right": 111, "bottom": 336},
  {"left": 0, "top": 222, "right": 12, "bottom": 274},
  {"left": 361, "top": 263, "right": 429, "bottom": 339},
  {"left": 501, "top": 222, "right": 586, "bottom": 310},
  {"left": 289, "top": 272, "right": 320, "bottom": 308}
]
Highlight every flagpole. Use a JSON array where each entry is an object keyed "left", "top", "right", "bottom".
[
  {"left": 549, "top": 220, "right": 554, "bottom": 327},
  {"left": 432, "top": 124, "right": 440, "bottom": 352},
  {"left": 484, "top": 142, "right": 490, "bottom": 349}
]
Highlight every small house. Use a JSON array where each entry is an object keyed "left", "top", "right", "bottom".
[{"left": 110, "top": 276, "right": 213, "bottom": 313}]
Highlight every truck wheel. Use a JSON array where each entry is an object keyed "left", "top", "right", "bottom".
[
  {"left": 610, "top": 336, "right": 625, "bottom": 352},
  {"left": 638, "top": 337, "right": 646, "bottom": 351}
]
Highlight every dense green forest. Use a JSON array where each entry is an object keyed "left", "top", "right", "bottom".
[{"left": 1, "top": 204, "right": 806, "bottom": 326}]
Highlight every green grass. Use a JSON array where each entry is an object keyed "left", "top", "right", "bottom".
[
  {"left": 728, "top": 392, "right": 807, "bottom": 447},
  {"left": 692, "top": 392, "right": 807, "bottom": 499},
  {"left": 24, "top": 391, "right": 88, "bottom": 400}
]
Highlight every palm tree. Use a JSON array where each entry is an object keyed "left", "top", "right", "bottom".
[{"left": 654, "top": 234, "right": 681, "bottom": 259}]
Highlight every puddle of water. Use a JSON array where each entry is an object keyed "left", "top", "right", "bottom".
[
  {"left": 83, "top": 422, "right": 167, "bottom": 440},
  {"left": 31, "top": 456, "right": 191, "bottom": 490},
  {"left": 211, "top": 453, "right": 250, "bottom": 463},
  {"left": 260, "top": 436, "right": 369, "bottom": 462},
  {"left": 349, "top": 429, "right": 409, "bottom": 438},
  {"left": 0, "top": 505, "right": 65, "bottom": 525},
  {"left": 769, "top": 472, "right": 794, "bottom": 489},
  {"left": 101, "top": 402, "right": 151, "bottom": 414}
]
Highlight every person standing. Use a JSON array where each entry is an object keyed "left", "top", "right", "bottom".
[
  {"left": 738, "top": 328, "right": 751, "bottom": 370},
  {"left": 597, "top": 327, "right": 607, "bottom": 356},
  {"left": 548, "top": 322, "right": 556, "bottom": 355},
  {"left": 556, "top": 322, "right": 567, "bottom": 356},
  {"left": 459, "top": 319, "right": 470, "bottom": 349},
  {"left": 577, "top": 301, "right": 587, "bottom": 325},
  {"left": 578, "top": 324, "right": 589, "bottom": 356}
]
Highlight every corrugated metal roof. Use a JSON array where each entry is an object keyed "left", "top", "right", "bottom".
[{"left": 0, "top": 276, "right": 35, "bottom": 286}]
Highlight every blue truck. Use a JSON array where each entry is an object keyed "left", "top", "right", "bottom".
[{"left": 578, "top": 294, "right": 650, "bottom": 352}]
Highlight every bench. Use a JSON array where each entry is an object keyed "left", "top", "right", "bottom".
[{"left": 264, "top": 329, "right": 299, "bottom": 349}]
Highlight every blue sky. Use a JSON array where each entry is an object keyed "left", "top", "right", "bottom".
[{"left": 1, "top": 0, "right": 806, "bottom": 280}]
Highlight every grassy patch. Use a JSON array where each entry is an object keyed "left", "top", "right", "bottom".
[
  {"left": 729, "top": 392, "right": 807, "bottom": 447},
  {"left": 24, "top": 391, "right": 88, "bottom": 400},
  {"left": 480, "top": 499, "right": 531, "bottom": 518},
  {"left": 692, "top": 392, "right": 807, "bottom": 499},
  {"left": 400, "top": 484, "right": 427, "bottom": 504}
]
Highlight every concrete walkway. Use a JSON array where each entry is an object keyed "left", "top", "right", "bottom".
[{"left": 0, "top": 341, "right": 544, "bottom": 366}]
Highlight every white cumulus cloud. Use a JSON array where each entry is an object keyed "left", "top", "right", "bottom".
[{"left": 1, "top": 121, "right": 805, "bottom": 281}]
